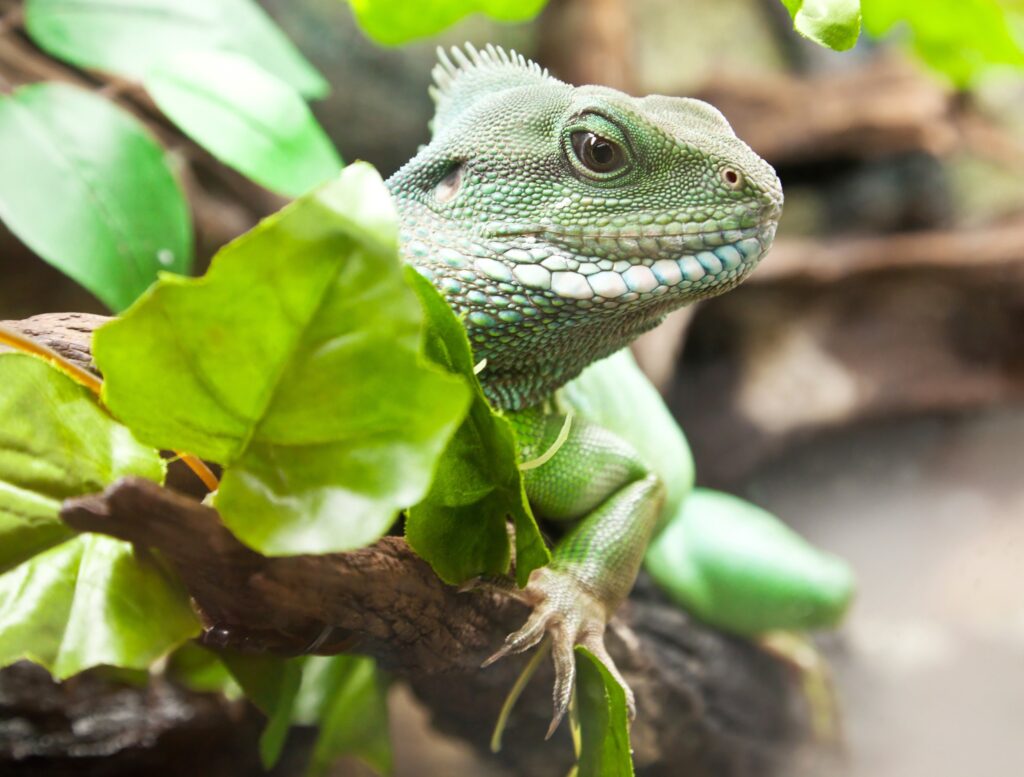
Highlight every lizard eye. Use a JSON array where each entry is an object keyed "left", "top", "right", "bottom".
[{"left": 571, "top": 131, "right": 625, "bottom": 174}]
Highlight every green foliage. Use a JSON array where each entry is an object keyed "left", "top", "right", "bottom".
[
  {"left": 93, "top": 164, "right": 470, "bottom": 556},
  {"left": 221, "top": 652, "right": 391, "bottom": 774},
  {"left": 780, "top": 0, "right": 862, "bottom": 51},
  {"left": 0, "top": 353, "right": 165, "bottom": 572},
  {"left": 348, "top": 0, "right": 548, "bottom": 45},
  {"left": 645, "top": 489, "right": 855, "bottom": 636},
  {"left": 295, "top": 655, "right": 392, "bottom": 776},
  {"left": 405, "top": 269, "right": 549, "bottom": 587},
  {"left": 24, "top": 0, "right": 328, "bottom": 98},
  {"left": 561, "top": 349, "right": 694, "bottom": 525},
  {"left": 862, "top": 0, "right": 1024, "bottom": 86},
  {"left": 221, "top": 651, "right": 305, "bottom": 768},
  {"left": 0, "top": 354, "right": 196, "bottom": 678},
  {"left": 575, "top": 646, "right": 634, "bottom": 777},
  {"left": 0, "top": 83, "right": 192, "bottom": 311},
  {"left": 146, "top": 50, "right": 342, "bottom": 198}
]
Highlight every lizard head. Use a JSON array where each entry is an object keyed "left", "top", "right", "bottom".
[{"left": 388, "top": 44, "right": 783, "bottom": 408}]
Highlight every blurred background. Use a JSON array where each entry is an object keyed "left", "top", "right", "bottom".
[{"left": 2, "top": 0, "right": 1023, "bottom": 775}]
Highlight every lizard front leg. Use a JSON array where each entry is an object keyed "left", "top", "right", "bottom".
[{"left": 489, "top": 405, "right": 665, "bottom": 736}]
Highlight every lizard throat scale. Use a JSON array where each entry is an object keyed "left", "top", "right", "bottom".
[{"left": 387, "top": 43, "right": 783, "bottom": 409}]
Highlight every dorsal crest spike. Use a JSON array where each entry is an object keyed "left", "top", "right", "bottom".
[{"left": 428, "top": 42, "right": 561, "bottom": 137}]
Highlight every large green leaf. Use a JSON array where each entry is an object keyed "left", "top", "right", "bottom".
[
  {"left": 93, "top": 163, "right": 471, "bottom": 555},
  {"left": 561, "top": 349, "right": 694, "bottom": 526},
  {"left": 146, "top": 50, "right": 342, "bottom": 198},
  {"left": 780, "top": 0, "right": 862, "bottom": 51},
  {"left": 862, "top": 0, "right": 1024, "bottom": 86},
  {"left": 405, "top": 269, "right": 549, "bottom": 587},
  {"left": 575, "top": 646, "right": 634, "bottom": 777},
  {"left": 0, "top": 354, "right": 194, "bottom": 678},
  {"left": 0, "top": 83, "right": 192, "bottom": 312},
  {"left": 0, "top": 353, "right": 166, "bottom": 573},
  {"left": 645, "top": 489, "right": 855, "bottom": 636},
  {"left": 348, "top": 0, "right": 548, "bottom": 45},
  {"left": 24, "top": 0, "right": 328, "bottom": 98},
  {"left": 0, "top": 534, "right": 199, "bottom": 678},
  {"left": 295, "top": 655, "right": 392, "bottom": 776}
]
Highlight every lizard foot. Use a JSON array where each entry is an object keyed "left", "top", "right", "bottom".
[{"left": 481, "top": 566, "right": 636, "bottom": 738}]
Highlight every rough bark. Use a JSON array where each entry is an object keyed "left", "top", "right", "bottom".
[{"left": 0, "top": 313, "right": 811, "bottom": 776}]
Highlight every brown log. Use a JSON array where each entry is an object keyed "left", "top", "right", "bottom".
[
  {"left": 0, "top": 313, "right": 810, "bottom": 776},
  {"left": 694, "top": 55, "right": 959, "bottom": 164}
]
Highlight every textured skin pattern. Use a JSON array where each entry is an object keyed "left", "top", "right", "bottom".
[{"left": 385, "top": 44, "right": 782, "bottom": 731}]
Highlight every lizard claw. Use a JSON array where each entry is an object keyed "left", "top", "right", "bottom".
[{"left": 482, "top": 566, "right": 636, "bottom": 737}]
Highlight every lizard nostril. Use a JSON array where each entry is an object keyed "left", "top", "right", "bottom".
[{"left": 721, "top": 167, "right": 743, "bottom": 190}]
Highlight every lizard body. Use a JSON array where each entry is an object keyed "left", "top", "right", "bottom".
[{"left": 386, "top": 44, "right": 783, "bottom": 733}]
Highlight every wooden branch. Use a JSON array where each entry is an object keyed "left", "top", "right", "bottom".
[
  {"left": 694, "top": 55, "right": 959, "bottom": 164},
  {"left": 755, "top": 217, "right": 1024, "bottom": 284},
  {"left": 1, "top": 313, "right": 811, "bottom": 776}
]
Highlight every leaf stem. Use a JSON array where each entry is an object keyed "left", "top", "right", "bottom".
[
  {"left": 0, "top": 324, "right": 219, "bottom": 493},
  {"left": 490, "top": 637, "right": 552, "bottom": 753}
]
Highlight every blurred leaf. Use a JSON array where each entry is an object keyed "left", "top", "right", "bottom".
[
  {"left": 0, "top": 83, "right": 192, "bottom": 312},
  {"left": 349, "top": 0, "right": 548, "bottom": 45},
  {"left": 25, "top": 0, "right": 328, "bottom": 98},
  {"left": 405, "top": 269, "right": 549, "bottom": 587},
  {"left": 0, "top": 534, "right": 199, "bottom": 678},
  {"left": 862, "top": 0, "right": 1024, "bottom": 86},
  {"left": 221, "top": 651, "right": 303, "bottom": 768},
  {"left": 780, "top": 0, "right": 862, "bottom": 51},
  {"left": 167, "top": 642, "right": 240, "bottom": 696},
  {"left": 645, "top": 489, "right": 855, "bottom": 636},
  {"left": 575, "top": 646, "right": 634, "bottom": 777},
  {"left": 93, "top": 164, "right": 471, "bottom": 555},
  {"left": 561, "top": 349, "right": 694, "bottom": 526},
  {"left": 0, "top": 353, "right": 165, "bottom": 573},
  {"left": 295, "top": 655, "right": 392, "bottom": 776},
  {"left": 146, "top": 50, "right": 342, "bottom": 198}
]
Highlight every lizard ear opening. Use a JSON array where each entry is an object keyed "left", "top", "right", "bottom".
[{"left": 428, "top": 43, "right": 562, "bottom": 137}]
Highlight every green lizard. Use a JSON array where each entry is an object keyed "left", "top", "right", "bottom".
[{"left": 386, "top": 44, "right": 783, "bottom": 735}]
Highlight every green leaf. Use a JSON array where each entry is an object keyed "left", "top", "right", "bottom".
[
  {"left": 146, "top": 50, "right": 342, "bottom": 198},
  {"left": 167, "top": 642, "right": 240, "bottom": 696},
  {"left": 0, "top": 353, "right": 166, "bottom": 573},
  {"left": 862, "top": 0, "right": 1024, "bottom": 86},
  {"left": 295, "top": 655, "right": 392, "bottom": 776},
  {"left": 0, "top": 354, "right": 193, "bottom": 678},
  {"left": 348, "top": 0, "right": 548, "bottom": 45},
  {"left": 220, "top": 653, "right": 392, "bottom": 774},
  {"left": 645, "top": 489, "right": 855, "bottom": 636},
  {"left": 93, "top": 163, "right": 471, "bottom": 556},
  {"left": 221, "top": 651, "right": 303, "bottom": 768},
  {"left": 575, "top": 646, "right": 634, "bottom": 777},
  {"left": 405, "top": 269, "right": 549, "bottom": 587},
  {"left": 0, "top": 83, "right": 192, "bottom": 312},
  {"left": 24, "top": 0, "right": 328, "bottom": 98},
  {"left": 780, "top": 0, "right": 862, "bottom": 51},
  {"left": 561, "top": 349, "right": 694, "bottom": 526},
  {"left": 0, "top": 534, "right": 200, "bottom": 678}
]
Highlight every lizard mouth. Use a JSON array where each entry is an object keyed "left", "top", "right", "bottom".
[{"left": 475, "top": 219, "right": 778, "bottom": 303}]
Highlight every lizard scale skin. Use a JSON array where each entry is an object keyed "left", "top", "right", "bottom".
[{"left": 385, "top": 43, "right": 783, "bottom": 732}]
